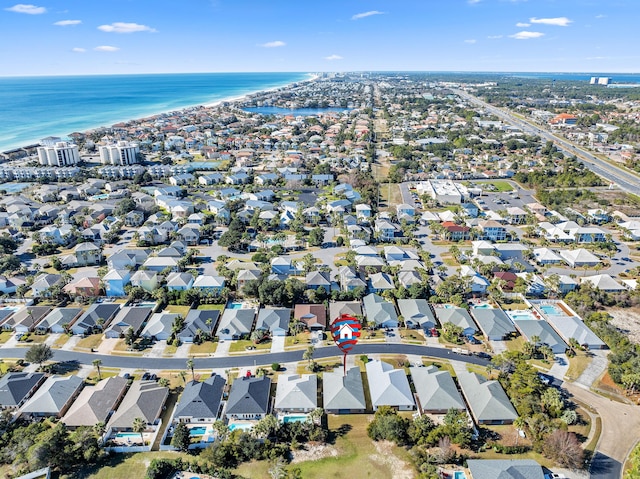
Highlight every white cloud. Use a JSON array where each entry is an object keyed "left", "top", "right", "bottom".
[
  {"left": 98, "top": 22, "right": 156, "bottom": 33},
  {"left": 468, "top": 0, "right": 481, "bottom": 4},
  {"left": 487, "top": 35, "right": 503, "bottom": 39},
  {"left": 324, "top": 54, "right": 343, "bottom": 61},
  {"left": 464, "top": 39, "right": 477, "bottom": 44},
  {"left": 595, "top": 14, "right": 606, "bottom": 19},
  {"left": 5, "top": 4, "right": 46, "bottom": 14},
  {"left": 259, "top": 40, "right": 286, "bottom": 48},
  {"left": 351, "top": 10, "right": 385, "bottom": 20},
  {"left": 94, "top": 45, "right": 120, "bottom": 52},
  {"left": 54, "top": 19, "right": 81, "bottom": 26},
  {"left": 509, "top": 31, "right": 545, "bottom": 40},
  {"left": 516, "top": 22, "right": 530, "bottom": 27},
  {"left": 530, "top": 17, "right": 572, "bottom": 27},
  {"left": 72, "top": 47, "right": 86, "bottom": 53}
]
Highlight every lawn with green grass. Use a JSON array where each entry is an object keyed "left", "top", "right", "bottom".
[
  {"left": 0, "top": 331, "right": 13, "bottom": 344},
  {"left": 189, "top": 341, "right": 218, "bottom": 355},
  {"left": 74, "top": 334, "right": 104, "bottom": 351},
  {"left": 565, "top": 351, "right": 592, "bottom": 381},
  {"left": 84, "top": 451, "right": 191, "bottom": 479},
  {"left": 197, "top": 304, "right": 224, "bottom": 311},
  {"left": 52, "top": 333, "right": 72, "bottom": 349},
  {"left": 484, "top": 180, "right": 514, "bottom": 192},
  {"left": 229, "top": 339, "right": 271, "bottom": 353},
  {"left": 165, "top": 304, "right": 191, "bottom": 317}
]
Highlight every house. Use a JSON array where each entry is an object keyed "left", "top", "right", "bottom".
[
  {"left": 323, "top": 367, "right": 367, "bottom": 414},
  {"left": 30, "top": 274, "right": 63, "bottom": 298},
  {"left": 368, "top": 272, "right": 395, "bottom": 293},
  {"left": 0, "top": 372, "right": 45, "bottom": 409},
  {"left": 124, "top": 210, "right": 145, "bottom": 227},
  {"left": 236, "top": 269, "right": 262, "bottom": 291},
  {"left": 410, "top": 365, "right": 466, "bottom": 414},
  {"left": 225, "top": 375, "right": 271, "bottom": 421},
  {"left": 36, "top": 307, "right": 82, "bottom": 334},
  {"left": 433, "top": 306, "right": 478, "bottom": 337},
  {"left": 533, "top": 248, "right": 563, "bottom": 265},
  {"left": 543, "top": 314, "right": 605, "bottom": 350},
  {"left": 460, "top": 266, "right": 490, "bottom": 295},
  {"left": 493, "top": 271, "right": 518, "bottom": 292},
  {"left": 397, "top": 299, "right": 437, "bottom": 330},
  {"left": 106, "top": 380, "right": 169, "bottom": 434},
  {"left": 74, "top": 242, "right": 102, "bottom": 266},
  {"left": 581, "top": 274, "right": 626, "bottom": 292},
  {"left": 355, "top": 204, "right": 372, "bottom": 221},
  {"left": 329, "top": 301, "right": 362, "bottom": 324},
  {"left": 104, "top": 306, "right": 153, "bottom": 339},
  {"left": 397, "top": 270, "right": 423, "bottom": 289},
  {"left": 71, "top": 303, "right": 121, "bottom": 335},
  {"left": 255, "top": 307, "right": 291, "bottom": 337},
  {"left": 505, "top": 207, "right": 527, "bottom": 225},
  {"left": 142, "top": 256, "right": 179, "bottom": 272},
  {"left": 62, "top": 376, "right": 129, "bottom": 428},
  {"left": 365, "top": 360, "right": 415, "bottom": 411},
  {"left": 293, "top": 304, "right": 327, "bottom": 330},
  {"left": 166, "top": 272, "right": 195, "bottom": 291},
  {"left": 173, "top": 375, "right": 225, "bottom": 423},
  {"left": 21, "top": 375, "right": 84, "bottom": 418},
  {"left": 396, "top": 203, "right": 415, "bottom": 218},
  {"left": 559, "top": 248, "right": 600, "bottom": 268},
  {"left": 363, "top": 294, "right": 399, "bottom": 329},
  {"left": 179, "top": 309, "right": 220, "bottom": 343},
  {"left": 141, "top": 312, "right": 179, "bottom": 341},
  {"left": 442, "top": 222, "right": 470, "bottom": 241},
  {"left": 64, "top": 277, "right": 101, "bottom": 298},
  {"left": 374, "top": 218, "right": 399, "bottom": 241},
  {"left": 216, "top": 307, "right": 256, "bottom": 340},
  {"left": 355, "top": 255, "right": 385, "bottom": 273},
  {"left": 478, "top": 220, "right": 507, "bottom": 241},
  {"left": 130, "top": 270, "right": 159, "bottom": 292},
  {"left": 6, "top": 306, "right": 52, "bottom": 333},
  {"left": 305, "top": 271, "right": 333, "bottom": 291},
  {"left": 512, "top": 317, "right": 566, "bottom": 354},
  {"left": 457, "top": 372, "right": 517, "bottom": 425},
  {"left": 271, "top": 257, "right": 297, "bottom": 275},
  {"left": 338, "top": 266, "right": 367, "bottom": 292},
  {"left": 104, "top": 269, "right": 131, "bottom": 297},
  {"left": 274, "top": 374, "right": 318, "bottom": 414},
  {"left": 193, "top": 275, "right": 226, "bottom": 293},
  {"left": 107, "top": 250, "right": 138, "bottom": 270},
  {"left": 470, "top": 308, "right": 517, "bottom": 341},
  {"left": 467, "top": 460, "right": 544, "bottom": 479}
]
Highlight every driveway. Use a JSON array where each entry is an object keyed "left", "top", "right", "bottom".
[
  {"left": 271, "top": 335, "right": 286, "bottom": 353},
  {"left": 575, "top": 350, "right": 609, "bottom": 389},
  {"left": 145, "top": 340, "right": 167, "bottom": 358}
]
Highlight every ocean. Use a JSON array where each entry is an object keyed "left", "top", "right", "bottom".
[{"left": 0, "top": 72, "right": 308, "bottom": 152}]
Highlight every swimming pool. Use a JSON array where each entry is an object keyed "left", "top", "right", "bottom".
[
  {"left": 115, "top": 432, "right": 142, "bottom": 439},
  {"left": 508, "top": 311, "right": 537, "bottom": 321},
  {"left": 454, "top": 472, "right": 467, "bottom": 479},
  {"left": 540, "top": 305, "right": 562, "bottom": 316},
  {"left": 282, "top": 415, "right": 309, "bottom": 424},
  {"left": 189, "top": 427, "right": 209, "bottom": 436},
  {"left": 472, "top": 304, "right": 493, "bottom": 309},
  {"left": 228, "top": 302, "right": 244, "bottom": 310},
  {"left": 228, "top": 423, "right": 253, "bottom": 432}
]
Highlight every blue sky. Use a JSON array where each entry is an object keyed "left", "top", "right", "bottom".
[{"left": 0, "top": 0, "right": 637, "bottom": 76}]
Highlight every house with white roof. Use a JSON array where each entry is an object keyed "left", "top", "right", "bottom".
[
  {"left": 457, "top": 371, "right": 517, "bottom": 425},
  {"left": 323, "top": 367, "right": 366, "bottom": 414},
  {"left": 365, "top": 360, "right": 415, "bottom": 411},
  {"left": 410, "top": 365, "right": 466, "bottom": 414},
  {"left": 274, "top": 374, "right": 317, "bottom": 414}
]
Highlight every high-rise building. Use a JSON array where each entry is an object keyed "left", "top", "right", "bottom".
[
  {"left": 99, "top": 141, "right": 140, "bottom": 165},
  {"left": 37, "top": 142, "right": 80, "bottom": 167}
]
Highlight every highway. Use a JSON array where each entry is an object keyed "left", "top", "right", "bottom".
[
  {"left": 0, "top": 343, "right": 490, "bottom": 370},
  {"left": 452, "top": 89, "right": 640, "bottom": 196}
]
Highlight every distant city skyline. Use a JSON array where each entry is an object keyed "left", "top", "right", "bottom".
[{"left": 0, "top": 0, "right": 638, "bottom": 76}]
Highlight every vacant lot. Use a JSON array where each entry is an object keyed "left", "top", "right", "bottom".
[{"left": 609, "top": 307, "right": 640, "bottom": 344}]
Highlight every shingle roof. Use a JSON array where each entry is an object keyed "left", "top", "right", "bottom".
[
  {"left": 274, "top": 374, "right": 317, "bottom": 411},
  {"left": 62, "top": 376, "right": 128, "bottom": 427},
  {"left": 323, "top": 367, "right": 366, "bottom": 411},
  {"left": 226, "top": 376, "right": 271, "bottom": 416},
  {"left": 107, "top": 380, "right": 169, "bottom": 428},
  {"left": 365, "top": 360, "right": 414, "bottom": 409},
  {"left": 22, "top": 375, "right": 83, "bottom": 416},
  {"left": 174, "top": 375, "right": 225, "bottom": 419},
  {"left": 0, "top": 372, "right": 45, "bottom": 407},
  {"left": 466, "top": 459, "right": 544, "bottom": 479},
  {"left": 470, "top": 308, "right": 517, "bottom": 338},
  {"left": 410, "top": 366, "right": 466, "bottom": 412},
  {"left": 457, "top": 372, "right": 518, "bottom": 423}
]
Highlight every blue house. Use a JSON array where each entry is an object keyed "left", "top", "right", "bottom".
[
  {"left": 104, "top": 269, "right": 131, "bottom": 297},
  {"left": 271, "top": 257, "right": 297, "bottom": 275}
]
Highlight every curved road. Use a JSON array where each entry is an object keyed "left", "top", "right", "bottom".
[
  {"left": 1, "top": 344, "right": 489, "bottom": 369},
  {"left": 453, "top": 89, "right": 640, "bottom": 196}
]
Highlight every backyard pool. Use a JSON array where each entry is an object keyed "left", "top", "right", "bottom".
[
  {"left": 228, "top": 423, "right": 253, "bottom": 432},
  {"left": 472, "top": 304, "right": 493, "bottom": 309},
  {"left": 454, "top": 472, "right": 467, "bottom": 479},
  {"left": 540, "top": 304, "right": 562, "bottom": 316},
  {"left": 508, "top": 311, "right": 537, "bottom": 321},
  {"left": 115, "top": 432, "right": 142, "bottom": 439},
  {"left": 189, "top": 427, "right": 209, "bottom": 436},
  {"left": 228, "top": 302, "right": 245, "bottom": 310},
  {"left": 282, "top": 415, "right": 309, "bottom": 424}
]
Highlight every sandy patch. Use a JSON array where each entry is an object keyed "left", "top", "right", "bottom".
[
  {"left": 370, "top": 440, "right": 415, "bottom": 479},
  {"left": 290, "top": 443, "right": 339, "bottom": 464},
  {"left": 608, "top": 307, "right": 640, "bottom": 343}
]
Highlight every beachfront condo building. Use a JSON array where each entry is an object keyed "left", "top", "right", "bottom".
[
  {"left": 99, "top": 141, "right": 141, "bottom": 166},
  {"left": 37, "top": 142, "right": 80, "bottom": 167}
]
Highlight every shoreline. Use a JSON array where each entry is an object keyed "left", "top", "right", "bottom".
[{"left": 1, "top": 72, "right": 316, "bottom": 154}]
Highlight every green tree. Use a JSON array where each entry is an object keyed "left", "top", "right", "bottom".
[
  {"left": 187, "top": 358, "right": 195, "bottom": 382},
  {"left": 303, "top": 346, "right": 315, "bottom": 370},
  {"left": 132, "top": 417, "right": 146, "bottom": 445},
  {"left": 25, "top": 343, "right": 54, "bottom": 369},
  {"left": 92, "top": 359, "right": 102, "bottom": 380},
  {"left": 171, "top": 422, "right": 191, "bottom": 452}
]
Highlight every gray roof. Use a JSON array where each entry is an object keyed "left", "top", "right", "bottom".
[
  {"left": 543, "top": 314, "right": 605, "bottom": 349},
  {"left": 62, "top": 376, "right": 129, "bottom": 427},
  {"left": 323, "top": 367, "right": 366, "bottom": 411},
  {"left": 106, "top": 306, "right": 153, "bottom": 336},
  {"left": 217, "top": 308, "right": 256, "bottom": 337},
  {"left": 174, "top": 375, "right": 225, "bottom": 420},
  {"left": 466, "top": 459, "right": 544, "bottom": 479},
  {"left": 410, "top": 366, "right": 466, "bottom": 412},
  {"left": 457, "top": 372, "right": 518, "bottom": 423},
  {"left": 37, "top": 307, "right": 82, "bottom": 330},
  {"left": 226, "top": 376, "right": 271, "bottom": 416},
  {"left": 363, "top": 294, "right": 398, "bottom": 327},
  {"left": 0, "top": 372, "right": 45, "bottom": 407},
  {"left": 182, "top": 309, "right": 220, "bottom": 338},
  {"left": 329, "top": 301, "right": 362, "bottom": 323},
  {"left": 434, "top": 306, "right": 477, "bottom": 333},
  {"left": 397, "top": 299, "right": 437, "bottom": 329},
  {"left": 255, "top": 307, "right": 290, "bottom": 333},
  {"left": 470, "top": 308, "right": 517, "bottom": 338},
  {"left": 513, "top": 318, "right": 567, "bottom": 354},
  {"left": 22, "top": 375, "right": 83, "bottom": 416},
  {"left": 74, "top": 303, "right": 121, "bottom": 332},
  {"left": 274, "top": 374, "right": 317, "bottom": 411},
  {"left": 141, "top": 312, "right": 178, "bottom": 338},
  {"left": 365, "top": 360, "right": 415, "bottom": 409},
  {"left": 3, "top": 306, "right": 52, "bottom": 330},
  {"left": 107, "top": 380, "right": 169, "bottom": 428}
]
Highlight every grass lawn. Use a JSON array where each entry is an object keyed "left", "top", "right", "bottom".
[
  {"left": 229, "top": 339, "right": 271, "bottom": 353},
  {"left": 499, "top": 301, "right": 528, "bottom": 311},
  {"left": 165, "top": 304, "right": 191, "bottom": 317},
  {"left": 163, "top": 343, "right": 178, "bottom": 356},
  {"left": 565, "top": 351, "right": 592, "bottom": 381},
  {"left": 52, "top": 333, "right": 72, "bottom": 349},
  {"left": 379, "top": 183, "right": 403, "bottom": 210},
  {"left": 83, "top": 451, "right": 191, "bottom": 479},
  {"left": 84, "top": 371, "right": 119, "bottom": 385},
  {"left": 484, "top": 180, "right": 514, "bottom": 192},
  {"left": 0, "top": 331, "right": 13, "bottom": 344},
  {"left": 197, "top": 303, "right": 224, "bottom": 311},
  {"left": 18, "top": 334, "right": 48, "bottom": 344},
  {"left": 111, "top": 339, "right": 144, "bottom": 356},
  {"left": 504, "top": 335, "right": 525, "bottom": 352},
  {"left": 75, "top": 334, "right": 104, "bottom": 351},
  {"left": 189, "top": 341, "right": 218, "bottom": 355},
  {"left": 285, "top": 331, "right": 312, "bottom": 347},
  {"left": 235, "top": 414, "right": 414, "bottom": 479}
]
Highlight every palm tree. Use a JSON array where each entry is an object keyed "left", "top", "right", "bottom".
[
  {"left": 93, "top": 421, "right": 106, "bottom": 439},
  {"left": 92, "top": 359, "right": 102, "bottom": 380},
  {"left": 303, "top": 346, "right": 315, "bottom": 371},
  {"left": 187, "top": 358, "right": 195, "bottom": 382},
  {"left": 132, "top": 417, "right": 146, "bottom": 446}
]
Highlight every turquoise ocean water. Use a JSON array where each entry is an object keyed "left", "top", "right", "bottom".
[{"left": 0, "top": 72, "right": 308, "bottom": 152}]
